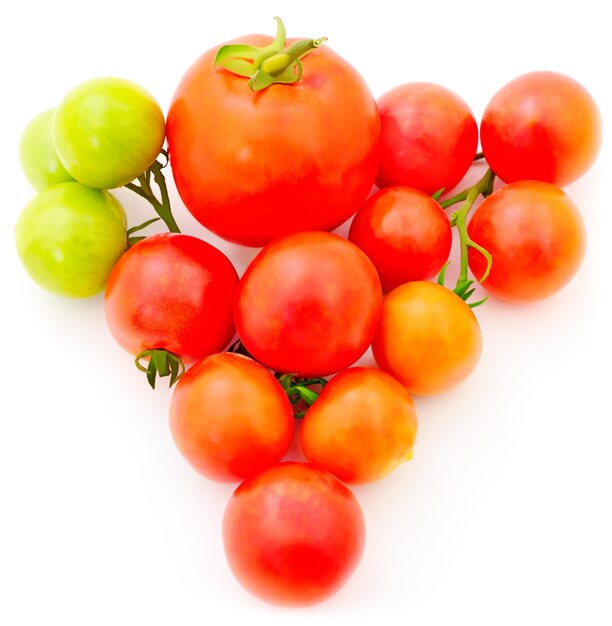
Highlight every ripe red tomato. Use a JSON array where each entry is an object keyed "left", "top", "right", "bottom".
[
  {"left": 223, "top": 462, "right": 365, "bottom": 606},
  {"left": 301, "top": 367, "right": 418, "bottom": 484},
  {"left": 235, "top": 231, "right": 382, "bottom": 377},
  {"left": 348, "top": 186, "right": 452, "bottom": 291},
  {"left": 376, "top": 82, "right": 478, "bottom": 194},
  {"left": 166, "top": 35, "right": 380, "bottom": 246},
  {"left": 372, "top": 282, "right": 482, "bottom": 395},
  {"left": 467, "top": 181, "right": 586, "bottom": 302},
  {"left": 169, "top": 353, "right": 293, "bottom": 483},
  {"left": 480, "top": 71, "right": 602, "bottom": 186},
  {"left": 105, "top": 234, "right": 238, "bottom": 362}
]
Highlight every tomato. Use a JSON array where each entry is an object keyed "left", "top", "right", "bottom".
[
  {"left": 14, "top": 182, "right": 126, "bottom": 298},
  {"left": 104, "top": 233, "right": 238, "bottom": 362},
  {"left": 372, "top": 281, "right": 482, "bottom": 395},
  {"left": 376, "top": 82, "right": 478, "bottom": 194},
  {"left": 301, "top": 367, "right": 418, "bottom": 484},
  {"left": 169, "top": 353, "right": 294, "bottom": 483},
  {"left": 467, "top": 181, "right": 586, "bottom": 302},
  {"left": 19, "top": 109, "right": 74, "bottom": 192},
  {"left": 235, "top": 231, "right": 382, "bottom": 377},
  {"left": 348, "top": 186, "right": 452, "bottom": 291},
  {"left": 223, "top": 462, "right": 365, "bottom": 606},
  {"left": 166, "top": 32, "right": 380, "bottom": 246},
  {"left": 53, "top": 77, "right": 165, "bottom": 189},
  {"left": 480, "top": 71, "right": 602, "bottom": 186}
]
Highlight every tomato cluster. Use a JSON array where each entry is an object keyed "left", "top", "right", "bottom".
[{"left": 14, "top": 17, "right": 600, "bottom": 608}]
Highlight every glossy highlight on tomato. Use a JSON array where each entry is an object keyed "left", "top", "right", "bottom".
[
  {"left": 167, "top": 33, "right": 380, "bottom": 246},
  {"left": 105, "top": 233, "right": 238, "bottom": 362},
  {"left": 468, "top": 181, "right": 586, "bottom": 302},
  {"left": 372, "top": 281, "right": 482, "bottom": 395},
  {"left": 169, "top": 353, "right": 294, "bottom": 483},
  {"left": 480, "top": 71, "right": 602, "bottom": 186},
  {"left": 223, "top": 462, "right": 365, "bottom": 606},
  {"left": 301, "top": 367, "right": 418, "bottom": 484},
  {"left": 349, "top": 186, "right": 452, "bottom": 291},
  {"left": 235, "top": 231, "right": 382, "bottom": 377}
]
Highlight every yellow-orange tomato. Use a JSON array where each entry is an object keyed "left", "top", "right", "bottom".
[
  {"left": 372, "top": 282, "right": 482, "bottom": 395},
  {"left": 169, "top": 353, "right": 294, "bottom": 483},
  {"left": 300, "top": 367, "right": 418, "bottom": 484}
]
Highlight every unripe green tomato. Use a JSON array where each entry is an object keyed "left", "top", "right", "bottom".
[
  {"left": 19, "top": 109, "right": 74, "bottom": 191},
  {"left": 14, "top": 182, "right": 127, "bottom": 298},
  {"left": 53, "top": 77, "right": 165, "bottom": 189}
]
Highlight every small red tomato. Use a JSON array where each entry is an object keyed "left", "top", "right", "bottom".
[
  {"left": 372, "top": 281, "right": 482, "bottom": 395},
  {"left": 234, "top": 231, "right": 382, "bottom": 377},
  {"left": 376, "top": 82, "right": 478, "bottom": 194},
  {"left": 468, "top": 181, "right": 586, "bottom": 302},
  {"left": 349, "top": 186, "right": 452, "bottom": 291},
  {"left": 169, "top": 353, "right": 294, "bottom": 483},
  {"left": 223, "top": 462, "right": 365, "bottom": 606},
  {"left": 480, "top": 71, "right": 602, "bottom": 186},
  {"left": 105, "top": 234, "right": 238, "bottom": 362},
  {"left": 301, "top": 367, "right": 418, "bottom": 484}
]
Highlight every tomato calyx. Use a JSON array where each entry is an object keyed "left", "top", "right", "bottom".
[
  {"left": 124, "top": 149, "right": 182, "bottom": 237},
  {"left": 436, "top": 168, "right": 495, "bottom": 308},
  {"left": 214, "top": 17, "right": 327, "bottom": 92},
  {"left": 135, "top": 348, "right": 186, "bottom": 389}
]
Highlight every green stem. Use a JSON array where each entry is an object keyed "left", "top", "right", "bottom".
[
  {"left": 437, "top": 168, "right": 495, "bottom": 307},
  {"left": 135, "top": 348, "right": 185, "bottom": 389},
  {"left": 124, "top": 152, "right": 181, "bottom": 234}
]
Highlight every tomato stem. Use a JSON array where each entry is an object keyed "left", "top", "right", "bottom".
[
  {"left": 135, "top": 348, "right": 185, "bottom": 389},
  {"left": 125, "top": 150, "right": 181, "bottom": 234},
  {"left": 276, "top": 373, "right": 327, "bottom": 417},
  {"left": 214, "top": 17, "right": 326, "bottom": 92},
  {"left": 437, "top": 168, "right": 495, "bottom": 307}
]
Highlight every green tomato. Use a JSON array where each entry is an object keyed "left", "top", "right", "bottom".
[
  {"left": 53, "top": 77, "right": 165, "bottom": 189},
  {"left": 15, "top": 182, "right": 127, "bottom": 298},
  {"left": 19, "top": 109, "right": 74, "bottom": 192}
]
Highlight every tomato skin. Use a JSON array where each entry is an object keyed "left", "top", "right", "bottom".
[
  {"left": 376, "top": 82, "right": 478, "bottom": 194},
  {"left": 480, "top": 71, "right": 602, "bottom": 186},
  {"left": 169, "top": 353, "right": 293, "bottom": 483},
  {"left": 467, "top": 181, "right": 586, "bottom": 303},
  {"left": 104, "top": 234, "right": 238, "bottom": 361},
  {"left": 234, "top": 231, "right": 382, "bottom": 377},
  {"left": 166, "top": 35, "right": 380, "bottom": 246},
  {"left": 223, "top": 462, "right": 365, "bottom": 606},
  {"left": 348, "top": 186, "right": 452, "bottom": 291},
  {"left": 301, "top": 367, "right": 418, "bottom": 484},
  {"left": 372, "top": 282, "right": 482, "bottom": 395}
]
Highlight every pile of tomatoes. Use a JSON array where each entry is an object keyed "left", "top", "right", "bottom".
[{"left": 14, "top": 17, "right": 601, "bottom": 608}]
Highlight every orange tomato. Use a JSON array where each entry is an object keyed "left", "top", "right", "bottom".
[
  {"left": 372, "top": 282, "right": 482, "bottom": 395},
  {"left": 301, "top": 367, "right": 418, "bottom": 484}
]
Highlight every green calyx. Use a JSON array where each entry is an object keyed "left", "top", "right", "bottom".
[
  {"left": 135, "top": 348, "right": 185, "bottom": 389},
  {"left": 214, "top": 17, "right": 327, "bottom": 92}
]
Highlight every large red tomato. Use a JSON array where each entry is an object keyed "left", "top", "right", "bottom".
[
  {"left": 223, "top": 462, "right": 365, "bottom": 606},
  {"left": 468, "top": 181, "right": 586, "bottom": 302},
  {"left": 480, "top": 71, "right": 602, "bottom": 186},
  {"left": 166, "top": 28, "right": 380, "bottom": 247},
  {"left": 234, "top": 231, "right": 382, "bottom": 377},
  {"left": 104, "top": 234, "right": 238, "bottom": 363}
]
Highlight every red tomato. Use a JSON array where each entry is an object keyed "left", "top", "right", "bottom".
[
  {"left": 376, "top": 82, "right": 478, "bottom": 194},
  {"left": 372, "top": 282, "right": 482, "bottom": 395},
  {"left": 169, "top": 353, "right": 293, "bottom": 483},
  {"left": 348, "top": 186, "right": 452, "bottom": 291},
  {"left": 467, "top": 181, "right": 586, "bottom": 302},
  {"left": 301, "top": 367, "right": 418, "bottom": 484},
  {"left": 235, "top": 231, "right": 382, "bottom": 377},
  {"left": 480, "top": 71, "right": 602, "bottom": 186},
  {"left": 166, "top": 35, "right": 380, "bottom": 247},
  {"left": 223, "top": 462, "right": 365, "bottom": 606},
  {"left": 105, "top": 234, "right": 238, "bottom": 362}
]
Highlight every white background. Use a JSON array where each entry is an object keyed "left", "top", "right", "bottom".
[{"left": 1, "top": 1, "right": 611, "bottom": 624}]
